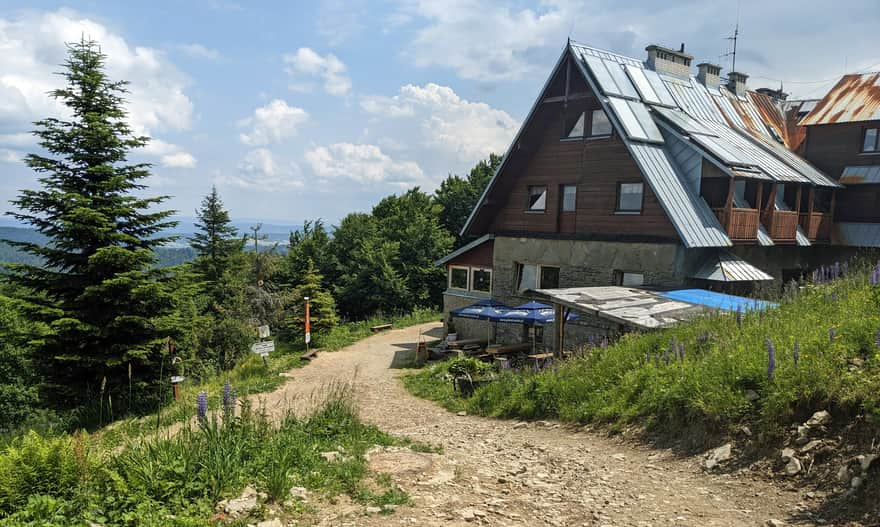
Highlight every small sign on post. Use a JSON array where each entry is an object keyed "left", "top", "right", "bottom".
[
  {"left": 251, "top": 340, "right": 275, "bottom": 356},
  {"left": 257, "top": 325, "right": 270, "bottom": 339},
  {"left": 304, "top": 296, "right": 311, "bottom": 350}
]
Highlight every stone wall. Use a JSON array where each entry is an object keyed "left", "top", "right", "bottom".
[
  {"left": 491, "top": 236, "right": 687, "bottom": 306},
  {"left": 541, "top": 313, "right": 624, "bottom": 352}
]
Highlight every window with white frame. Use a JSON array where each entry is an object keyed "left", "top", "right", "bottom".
[
  {"left": 516, "top": 263, "right": 560, "bottom": 291},
  {"left": 449, "top": 266, "right": 469, "bottom": 290},
  {"left": 562, "top": 185, "right": 577, "bottom": 212},
  {"left": 616, "top": 182, "right": 644, "bottom": 213},
  {"left": 471, "top": 268, "right": 492, "bottom": 293},
  {"left": 527, "top": 185, "right": 547, "bottom": 211},
  {"left": 590, "top": 109, "right": 613, "bottom": 137}
]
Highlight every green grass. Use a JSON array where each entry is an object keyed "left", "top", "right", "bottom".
[
  {"left": 405, "top": 267, "right": 880, "bottom": 443},
  {"left": 312, "top": 307, "right": 440, "bottom": 352},
  {"left": 0, "top": 387, "right": 410, "bottom": 526}
]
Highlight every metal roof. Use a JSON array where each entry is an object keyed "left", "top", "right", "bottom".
[
  {"left": 840, "top": 165, "right": 880, "bottom": 185},
  {"left": 531, "top": 286, "right": 711, "bottom": 330},
  {"left": 800, "top": 72, "right": 880, "bottom": 125},
  {"left": 690, "top": 251, "right": 774, "bottom": 282},
  {"left": 757, "top": 224, "right": 775, "bottom": 246},
  {"left": 834, "top": 222, "right": 880, "bottom": 247},
  {"left": 627, "top": 143, "right": 732, "bottom": 247},
  {"left": 795, "top": 226, "right": 812, "bottom": 246},
  {"left": 434, "top": 234, "right": 494, "bottom": 266},
  {"left": 607, "top": 97, "right": 664, "bottom": 143}
]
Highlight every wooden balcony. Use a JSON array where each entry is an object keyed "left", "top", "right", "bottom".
[
  {"left": 714, "top": 207, "right": 759, "bottom": 242},
  {"left": 761, "top": 210, "right": 799, "bottom": 243},
  {"left": 799, "top": 212, "right": 833, "bottom": 241}
]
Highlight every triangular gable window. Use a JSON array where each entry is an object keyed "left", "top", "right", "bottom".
[{"left": 566, "top": 112, "right": 586, "bottom": 138}]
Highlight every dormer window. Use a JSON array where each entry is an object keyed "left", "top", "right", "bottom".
[
  {"left": 563, "top": 109, "right": 613, "bottom": 139},
  {"left": 863, "top": 127, "right": 879, "bottom": 153}
]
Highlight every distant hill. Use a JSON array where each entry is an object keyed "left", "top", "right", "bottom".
[{"left": 0, "top": 226, "right": 198, "bottom": 268}]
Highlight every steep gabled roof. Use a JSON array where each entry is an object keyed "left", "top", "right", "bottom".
[
  {"left": 461, "top": 41, "right": 840, "bottom": 247},
  {"left": 800, "top": 72, "right": 880, "bottom": 125}
]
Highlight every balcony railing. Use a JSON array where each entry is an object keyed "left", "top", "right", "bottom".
[
  {"left": 799, "top": 212, "right": 833, "bottom": 241},
  {"left": 761, "top": 210, "right": 799, "bottom": 242},
  {"left": 714, "top": 207, "right": 759, "bottom": 241}
]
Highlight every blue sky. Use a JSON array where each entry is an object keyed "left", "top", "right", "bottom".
[{"left": 1, "top": 1, "right": 878, "bottom": 226}]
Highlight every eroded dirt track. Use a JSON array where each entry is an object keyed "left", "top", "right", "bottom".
[{"left": 251, "top": 323, "right": 818, "bottom": 527}]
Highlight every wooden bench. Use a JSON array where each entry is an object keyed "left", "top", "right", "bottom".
[
  {"left": 370, "top": 323, "right": 393, "bottom": 332},
  {"left": 484, "top": 343, "right": 531, "bottom": 356},
  {"left": 526, "top": 352, "right": 554, "bottom": 369}
]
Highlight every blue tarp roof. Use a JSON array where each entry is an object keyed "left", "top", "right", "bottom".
[{"left": 659, "top": 289, "right": 776, "bottom": 312}]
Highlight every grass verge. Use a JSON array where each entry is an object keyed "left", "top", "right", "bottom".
[
  {"left": 0, "top": 386, "right": 409, "bottom": 526},
  {"left": 405, "top": 269, "right": 880, "bottom": 445}
]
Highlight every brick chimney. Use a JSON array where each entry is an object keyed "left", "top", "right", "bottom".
[
  {"left": 645, "top": 43, "right": 693, "bottom": 79},
  {"left": 696, "top": 63, "right": 722, "bottom": 90},
  {"left": 726, "top": 71, "right": 749, "bottom": 97}
]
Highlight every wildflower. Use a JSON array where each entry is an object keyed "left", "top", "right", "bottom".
[
  {"left": 793, "top": 341, "right": 800, "bottom": 367},
  {"left": 736, "top": 305, "right": 743, "bottom": 329},
  {"left": 829, "top": 327, "right": 836, "bottom": 342},
  {"left": 766, "top": 339, "right": 776, "bottom": 381},
  {"left": 222, "top": 380, "right": 235, "bottom": 410},
  {"left": 197, "top": 391, "right": 208, "bottom": 422},
  {"left": 678, "top": 342, "right": 685, "bottom": 361},
  {"left": 663, "top": 347, "right": 670, "bottom": 366}
]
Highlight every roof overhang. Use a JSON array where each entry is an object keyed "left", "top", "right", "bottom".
[
  {"left": 434, "top": 234, "right": 494, "bottom": 266},
  {"left": 840, "top": 165, "right": 880, "bottom": 185},
  {"left": 690, "top": 251, "right": 773, "bottom": 282}
]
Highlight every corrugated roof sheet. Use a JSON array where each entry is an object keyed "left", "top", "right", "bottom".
[
  {"left": 835, "top": 222, "right": 880, "bottom": 247},
  {"left": 757, "top": 224, "right": 775, "bottom": 246},
  {"left": 800, "top": 72, "right": 880, "bottom": 125},
  {"left": 795, "top": 226, "right": 812, "bottom": 246},
  {"left": 691, "top": 251, "right": 774, "bottom": 282},
  {"left": 840, "top": 165, "right": 880, "bottom": 185},
  {"left": 627, "top": 143, "right": 732, "bottom": 248}
]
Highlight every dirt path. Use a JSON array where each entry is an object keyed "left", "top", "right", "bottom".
[{"left": 252, "top": 323, "right": 818, "bottom": 527}]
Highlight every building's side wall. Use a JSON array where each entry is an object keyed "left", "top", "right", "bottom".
[
  {"left": 486, "top": 100, "right": 679, "bottom": 241},
  {"left": 490, "top": 236, "right": 687, "bottom": 306},
  {"left": 804, "top": 120, "right": 880, "bottom": 179}
]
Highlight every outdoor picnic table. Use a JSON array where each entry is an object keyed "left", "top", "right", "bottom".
[
  {"left": 446, "top": 338, "right": 488, "bottom": 349},
  {"left": 526, "top": 352, "right": 554, "bottom": 368},
  {"left": 484, "top": 343, "right": 531, "bottom": 356}
]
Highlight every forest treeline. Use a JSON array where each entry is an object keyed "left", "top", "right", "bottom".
[{"left": 0, "top": 38, "right": 500, "bottom": 432}]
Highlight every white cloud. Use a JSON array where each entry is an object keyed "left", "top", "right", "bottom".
[
  {"left": 177, "top": 43, "right": 220, "bottom": 61},
  {"left": 304, "top": 143, "right": 424, "bottom": 186},
  {"left": 141, "top": 138, "right": 197, "bottom": 169},
  {"left": 398, "top": 0, "right": 566, "bottom": 82},
  {"left": 0, "top": 149, "right": 22, "bottom": 164},
  {"left": 216, "top": 148, "right": 304, "bottom": 190},
  {"left": 283, "top": 48, "right": 352, "bottom": 96},
  {"left": 0, "top": 8, "right": 195, "bottom": 165},
  {"left": 238, "top": 99, "right": 309, "bottom": 146},
  {"left": 360, "top": 83, "right": 518, "bottom": 163}
]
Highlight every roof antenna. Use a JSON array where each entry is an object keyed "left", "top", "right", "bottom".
[{"left": 723, "top": 2, "right": 741, "bottom": 72}]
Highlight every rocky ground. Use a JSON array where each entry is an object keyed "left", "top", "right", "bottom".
[{"left": 243, "top": 322, "right": 872, "bottom": 527}]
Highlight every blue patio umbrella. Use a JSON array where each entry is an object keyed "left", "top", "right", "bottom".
[
  {"left": 450, "top": 298, "right": 510, "bottom": 320},
  {"left": 494, "top": 301, "right": 556, "bottom": 325}
]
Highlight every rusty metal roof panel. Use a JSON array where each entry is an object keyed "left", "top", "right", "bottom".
[
  {"left": 800, "top": 73, "right": 880, "bottom": 125},
  {"left": 841, "top": 165, "right": 880, "bottom": 184}
]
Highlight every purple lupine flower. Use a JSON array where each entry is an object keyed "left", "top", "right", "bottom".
[
  {"left": 197, "top": 391, "right": 208, "bottom": 422},
  {"left": 669, "top": 337, "right": 676, "bottom": 362},
  {"left": 663, "top": 347, "right": 670, "bottom": 365},
  {"left": 678, "top": 342, "right": 685, "bottom": 361},
  {"left": 736, "top": 305, "right": 743, "bottom": 329},
  {"left": 793, "top": 341, "right": 800, "bottom": 367},
  {"left": 766, "top": 339, "right": 776, "bottom": 381},
  {"left": 875, "top": 330, "right": 880, "bottom": 349},
  {"left": 829, "top": 327, "right": 836, "bottom": 342},
  {"left": 601, "top": 336, "right": 609, "bottom": 349}
]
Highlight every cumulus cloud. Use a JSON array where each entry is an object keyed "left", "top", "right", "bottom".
[
  {"left": 238, "top": 99, "right": 309, "bottom": 146},
  {"left": 177, "top": 43, "right": 220, "bottom": 61},
  {"left": 304, "top": 143, "right": 424, "bottom": 186},
  {"left": 216, "top": 148, "right": 304, "bottom": 190},
  {"left": 0, "top": 9, "right": 196, "bottom": 165},
  {"left": 360, "top": 83, "right": 518, "bottom": 163},
  {"left": 141, "top": 138, "right": 198, "bottom": 168},
  {"left": 283, "top": 48, "right": 352, "bottom": 96}
]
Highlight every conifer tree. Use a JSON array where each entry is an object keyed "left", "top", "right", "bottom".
[
  {"left": 2, "top": 39, "right": 177, "bottom": 406},
  {"left": 190, "top": 186, "right": 241, "bottom": 288}
]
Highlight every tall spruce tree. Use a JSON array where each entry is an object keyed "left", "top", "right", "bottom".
[
  {"left": 190, "top": 186, "right": 241, "bottom": 288},
  {"left": 2, "top": 39, "right": 177, "bottom": 407}
]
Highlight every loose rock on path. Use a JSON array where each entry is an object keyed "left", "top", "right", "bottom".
[{"left": 250, "top": 322, "right": 817, "bottom": 527}]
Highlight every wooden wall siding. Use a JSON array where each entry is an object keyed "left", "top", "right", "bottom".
[
  {"left": 836, "top": 184, "right": 880, "bottom": 222},
  {"left": 488, "top": 100, "right": 678, "bottom": 240},
  {"left": 446, "top": 240, "right": 494, "bottom": 267},
  {"left": 804, "top": 120, "right": 880, "bottom": 179}
]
